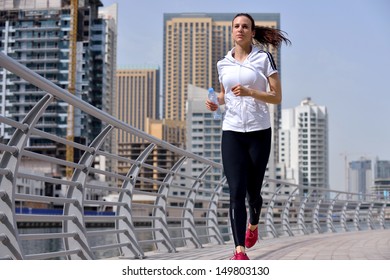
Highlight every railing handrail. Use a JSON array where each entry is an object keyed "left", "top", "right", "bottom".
[{"left": 0, "top": 52, "right": 220, "bottom": 169}]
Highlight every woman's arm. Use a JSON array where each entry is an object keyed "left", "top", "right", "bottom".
[
  {"left": 231, "top": 72, "right": 282, "bottom": 104},
  {"left": 217, "top": 84, "right": 226, "bottom": 105},
  {"left": 206, "top": 84, "right": 225, "bottom": 111}
]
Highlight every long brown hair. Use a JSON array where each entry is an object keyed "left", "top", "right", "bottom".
[{"left": 233, "top": 13, "right": 291, "bottom": 48}]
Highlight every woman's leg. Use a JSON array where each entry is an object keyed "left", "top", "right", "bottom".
[
  {"left": 221, "top": 131, "right": 249, "bottom": 248},
  {"left": 246, "top": 128, "right": 272, "bottom": 226}
]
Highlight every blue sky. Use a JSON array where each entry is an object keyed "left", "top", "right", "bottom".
[{"left": 101, "top": 0, "right": 390, "bottom": 192}]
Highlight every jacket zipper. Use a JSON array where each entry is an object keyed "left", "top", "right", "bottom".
[{"left": 238, "top": 63, "right": 248, "bottom": 132}]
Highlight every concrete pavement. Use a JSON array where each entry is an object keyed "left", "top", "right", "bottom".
[{"left": 141, "top": 229, "right": 390, "bottom": 260}]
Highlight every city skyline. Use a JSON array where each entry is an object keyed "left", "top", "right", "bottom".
[{"left": 101, "top": 0, "right": 390, "bottom": 192}]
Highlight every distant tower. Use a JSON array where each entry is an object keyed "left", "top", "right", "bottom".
[
  {"left": 349, "top": 158, "right": 372, "bottom": 198},
  {"left": 115, "top": 67, "right": 162, "bottom": 190},
  {"left": 279, "top": 98, "right": 329, "bottom": 190},
  {"left": 115, "top": 67, "right": 160, "bottom": 143}
]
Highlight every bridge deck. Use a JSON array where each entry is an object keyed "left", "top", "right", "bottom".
[{"left": 136, "top": 229, "right": 390, "bottom": 260}]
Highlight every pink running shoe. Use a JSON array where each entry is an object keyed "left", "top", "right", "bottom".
[
  {"left": 230, "top": 251, "right": 250, "bottom": 260},
  {"left": 245, "top": 226, "right": 258, "bottom": 248}
]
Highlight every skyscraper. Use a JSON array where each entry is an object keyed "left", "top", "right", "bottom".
[
  {"left": 0, "top": 0, "right": 116, "bottom": 166},
  {"left": 94, "top": 2, "right": 118, "bottom": 136},
  {"left": 349, "top": 158, "right": 372, "bottom": 198},
  {"left": 279, "top": 98, "right": 329, "bottom": 190},
  {"left": 96, "top": 2, "right": 117, "bottom": 180},
  {"left": 115, "top": 67, "right": 158, "bottom": 188},
  {"left": 116, "top": 67, "right": 160, "bottom": 144}
]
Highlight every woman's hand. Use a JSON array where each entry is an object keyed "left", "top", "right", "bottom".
[
  {"left": 206, "top": 84, "right": 225, "bottom": 111},
  {"left": 205, "top": 99, "right": 219, "bottom": 111},
  {"left": 231, "top": 73, "right": 282, "bottom": 104},
  {"left": 232, "top": 84, "right": 252, "bottom": 97}
]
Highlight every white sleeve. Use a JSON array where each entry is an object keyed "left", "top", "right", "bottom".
[
  {"left": 217, "top": 61, "right": 223, "bottom": 84},
  {"left": 264, "top": 52, "right": 278, "bottom": 77}
]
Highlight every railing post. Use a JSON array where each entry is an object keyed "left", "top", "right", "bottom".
[
  {"left": 312, "top": 194, "right": 323, "bottom": 234},
  {"left": 327, "top": 193, "right": 339, "bottom": 233},
  {"left": 265, "top": 182, "right": 279, "bottom": 238},
  {"left": 379, "top": 202, "right": 387, "bottom": 229},
  {"left": 182, "top": 165, "right": 208, "bottom": 248},
  {"left": 116, "top": 143, "right": 156, "bottom": 259},
  {"left": 340, "top": 201, "right": 349, "bottom": 232},
  {"left": 63, "top": 125, "right": 113, "bottom": 259},
  {"left": 354, "top": 202, "right": 362, "bottom": 231},
  {"left": 205, "top": 176, "right": 225, "bottom": 245},
  {"left": 0, "top": 93, "right": 53, "bottom": 260},
  {"left": 153, "top": 156, "right": 187, "bottom": 253},
  {"left": 281, "top": 186, "right": 299, "bottom": 237},
  {"left": 297, "top": 189, "right": 311, "bottom": 235},
  {"left": 366, "top": 202, "right": 375, "bottom": 230}
]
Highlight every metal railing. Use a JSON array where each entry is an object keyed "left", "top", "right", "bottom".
[{"left": 0, "top": 52, "right": 389, "bottom": 260}]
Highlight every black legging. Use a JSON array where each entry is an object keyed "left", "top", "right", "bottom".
[{"left": 221, "top": 128, "right": 271, "bottom": 247}]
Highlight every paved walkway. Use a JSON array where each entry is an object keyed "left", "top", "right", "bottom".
[{"left": 141, "top": 229, "right": 390, "bottom": 260}]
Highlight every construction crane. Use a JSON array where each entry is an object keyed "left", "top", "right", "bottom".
[{"left": 66, "top": 0, "right": 78, "bottom": 178}]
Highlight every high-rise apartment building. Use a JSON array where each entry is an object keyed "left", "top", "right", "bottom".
[
  {"left": 116, "top": 67, "right": 155, "bottom": 187},
  {"left": 163, "top": 13, "right": 282, "bottom": 156},
  {"left": 95, "top": 3, "right": 117, "bottom": 180},
  {"left": 0, "top": 0, "right": 116, "bottom": 167},
  {"left": 116, "top": 67, "right": 160, "bottom": 144},
  {"left": 115, "top": 67, "right": 159, "bottom": 186},
  {"left": 94, "top": 3, "right": 117, "bottom": 135},
  {"left": 279, "top": 98, "right": 329, "bottom": 190}
]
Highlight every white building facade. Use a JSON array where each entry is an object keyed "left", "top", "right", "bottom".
[
  {"left": 279, "top": 98, "right": 329, "bottom": 191},
  {"left": 186, "top": 84, "right": 222, "bottom": 189}
]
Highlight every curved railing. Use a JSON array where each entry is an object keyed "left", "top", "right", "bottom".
[{"left": 0, "top": 52, "right": 389, "bottom": 260}]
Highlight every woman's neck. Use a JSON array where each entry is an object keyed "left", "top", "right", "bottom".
[{"left": 233, "top": 44, "right": 252, "bottom": 62}]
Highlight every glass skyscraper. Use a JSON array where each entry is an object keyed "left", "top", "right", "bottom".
[{"left": 0, "top": 0, "right": 116, "bottom": 169}]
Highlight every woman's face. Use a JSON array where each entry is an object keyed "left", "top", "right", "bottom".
[{"left": 232, "top": 16, "right": 254, "bottom": 46}]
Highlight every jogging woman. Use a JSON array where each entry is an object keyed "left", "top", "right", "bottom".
[{"left": 205, "top": 13, "right": 290, "bottom": 260}]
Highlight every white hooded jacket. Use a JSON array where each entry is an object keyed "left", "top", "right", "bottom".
[{"left": 217, "top": 45, "right": 278, "bottom": 132}]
